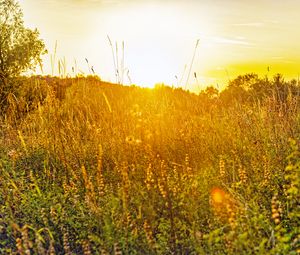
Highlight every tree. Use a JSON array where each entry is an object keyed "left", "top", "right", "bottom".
[
  {"left": 230, "top": 73, "right": 258, "bottom": 88},
  {"left": 203, "top": 86, "right": 219, "bottom": 98},
  {"left": 219, "top": 73, "right": 259, "bottom": 105},
  {"left": 0, "top": 0, "right": 46, "bottom": 98}
]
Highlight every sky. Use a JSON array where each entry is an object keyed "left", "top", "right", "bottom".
[{"left": 19, "top": 0, "right": 300, "bottom": 91}]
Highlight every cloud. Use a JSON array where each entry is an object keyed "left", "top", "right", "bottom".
[
  {"left": 271, "top": 56, "right": 284, "bottom": 60},
  {"left": 232, "top": 22, "right": 265, "bottom": 27},
  {"left": 41, "top": 0, "right": 122, "bottom": 8},
  {"left": 210, "top": 36, "right": 253, "bottom": 46}
]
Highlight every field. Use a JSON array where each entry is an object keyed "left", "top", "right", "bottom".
[{"left": 0, "top": 74, "right": 299, "bottom": 254}]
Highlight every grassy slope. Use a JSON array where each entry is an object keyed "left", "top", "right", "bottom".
[{"left": 0, "top": 76, "right": 299, "bottom": 254}]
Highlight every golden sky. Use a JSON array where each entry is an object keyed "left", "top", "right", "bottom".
[{"left": 19, "top": 0, "right": 300, "bottom": 91}]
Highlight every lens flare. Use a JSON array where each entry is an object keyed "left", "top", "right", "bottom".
[{"left": 211, "top": 188, "right": 226, "bottom": 204}]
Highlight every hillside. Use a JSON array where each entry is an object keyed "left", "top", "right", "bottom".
[{"left": 0, "top": 74, "right": 299, "bottom": 254}]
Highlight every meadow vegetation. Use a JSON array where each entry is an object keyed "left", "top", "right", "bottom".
[{"left": 0, "top": 73, "right": 299, "bottom": 254}]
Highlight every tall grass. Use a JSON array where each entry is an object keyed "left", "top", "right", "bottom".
[{"left": 0, "top": 74, "right": 299, "bottom": 254}]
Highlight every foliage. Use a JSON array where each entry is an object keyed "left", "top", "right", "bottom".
[
  {"left": 0, "top": 74, "right": 300, "bottom": 254},
  {"left": 0, "top": 0, "right": 46, "bottom": 112}
]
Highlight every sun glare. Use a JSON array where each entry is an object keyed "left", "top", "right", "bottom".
[
  {"left": 211, "top": 188, "right": 226, "bottom": 204},
  {"left": 92, "top": 2, "right": 214, "bottom": 89},
  {"left": 3, "top": 1, "right": 300, "bottom": 253},
  {"left": 20, "top": 0, "right": 300, "bottom": 89}
]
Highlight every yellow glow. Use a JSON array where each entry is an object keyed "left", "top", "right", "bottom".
[
  {"left": 211, "top": 188, "right": 225, "bottom": 204},
  {"left": 19, "top": 0, "right": 300, "bottom": 91}
]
